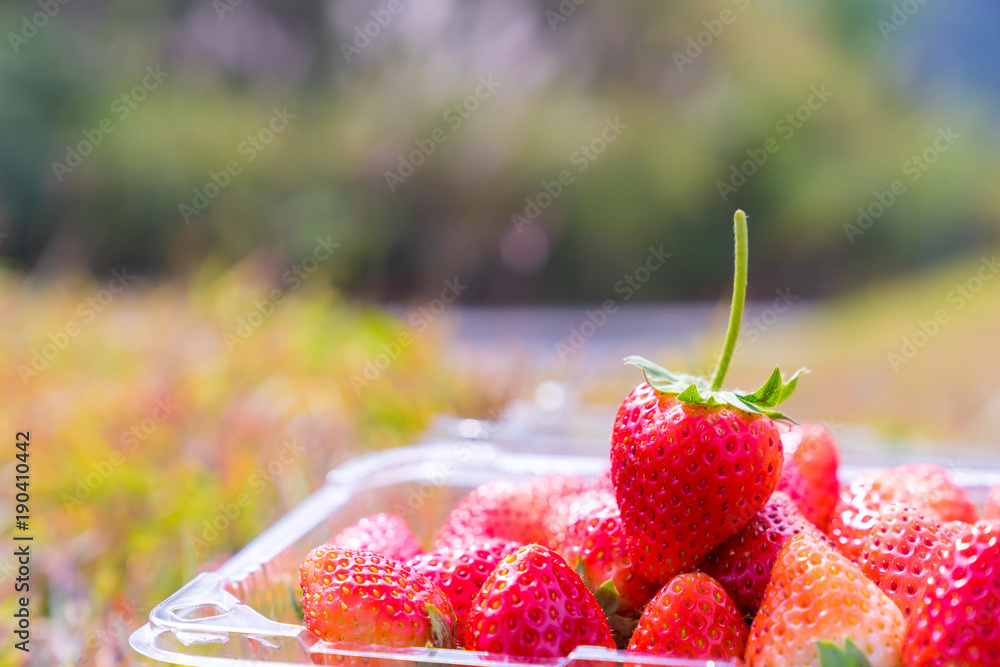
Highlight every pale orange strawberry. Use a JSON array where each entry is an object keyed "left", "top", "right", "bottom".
[
  {"left": 300, "top": 547, "right": 454, "bottom": 648},
  {"left": 700, "top": 491, "right": 829, "bottom": 617},
  {"left": 745, "top": 532, "right": 905, "bottom": 666}
]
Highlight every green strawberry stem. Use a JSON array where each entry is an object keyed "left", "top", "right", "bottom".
[
  {"left": 623, "top": 209, "right": 807, "bottom": 420},
  {"left": 709, "top": 209, "right": 749, "bottom": 391}
]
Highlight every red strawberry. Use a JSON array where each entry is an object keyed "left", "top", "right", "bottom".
[
  {"left": 612, "top": 383, "right": 787, "bottom": 584},
  {"left": 776, "top": 462, "right": 814, "bottom": 522},
  {"left": 627, "top": 572, "right": 749, "bottom": 660},
  {"left": 300, "top": 546, "right": 454, "bottom": 648},
  {"left": 777, "top": 422, "right": 839, "bottom": 530},
  {"left": 542, "top": 488, "right": 610, "bottom": 551},
  {"left": 436, "top": 475, "right": 592, "bottom": 548},
  {"left": 405, "top": 538, "right": 519, "bottom": 644},
  {"left": 700, "top": 491, "right": 829, "bottom": 617},
  {"left": 986, "top": 483, "right": 1000, "bottom": 520},
  {"left": 857, "top": 504, "right": 952, "bottom": 619},
  {"left": 904, "top": 520, "right": 1000, "bottom": 666},
  {"left": 331, "top": 513, "right": 422, "bottom": 562},
  {"left": 745, "top": 532, "right": 906, "bottom": 666},
  {"left": 611, "top": 211, "right": 801, "bottom": 585},
  {"left": 828, "top": 464, "right": 976, "bottom": 562},
  {"left": 465, "top": 544, "right": 615, "bottom": 657},
  {"left": 548, "top": 488, "right": 659, "bottom": 623}
]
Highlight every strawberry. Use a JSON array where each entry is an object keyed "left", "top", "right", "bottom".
[
  {"left": 465, "top": 544, "right": 615, "bottom": 657},
  {"left": 436, "top": 475, "right": 592, "bottom": 548},
  {"left": 745, "top": 532, "right": 906, "bottom": 666},
  {"left": 700, "top": 491, "right": 829, "bottom": 617},
  {"left": 776, "top": 462, "right": 814, "bottom": 523},
  {"left": 828, "top": 464, "right": 976, "bottom": 562},
  {"left": 331, "top": 513, "right": 422, "bottom": 562},
  {"left": 405, "top": 538, "right": 519, "bottom": 645},
  {"left": 611, "top": 211, "right": 802, "bottom": 584},
  {"left": 627, "top": 572, "right": 749, "bottom": 660},
  {"left": 299, "top": 546, "right": 454, "bottom": 648},
  {"left": 857, "top": 504, "right": 952, "bottom": 619},
  {"left": 777, "top": 422, "right": 840, "bottom": 530},
  {"left": 546, "top": 488, "right": 659, "bottom": 635},
  {"left": 898, "top": 464, "right": 977, "bottom": 522},
  {"left": 939, "top": 519, "right": 972, "bottom": 542},
  {"left": 828, "top": 469, "right": 917, "bottom": 563},
  {"left": 986, "top": 482, "right": 1000, "bottom": 520},
  {"left": 542, "top": 488, "right": 610, "bottom": 551},
  {"left": 904, "top": 520, "right": 1000, "bottom": 666}
]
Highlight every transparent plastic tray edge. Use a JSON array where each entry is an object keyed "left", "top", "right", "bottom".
[{"left": 131, "top": 434, "right": 1000, "bottom": 667}]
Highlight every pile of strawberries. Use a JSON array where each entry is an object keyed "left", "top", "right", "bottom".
[
  {"left": 299, "top": 424, "right": 1000, "bottom": 666},
  {"left": 299, "top": 213, "right": 1000, "bottom": 666}
]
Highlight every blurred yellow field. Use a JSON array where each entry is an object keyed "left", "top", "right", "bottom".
[{"left": 0, "top": 262, "right": 501, "bottom": 666}]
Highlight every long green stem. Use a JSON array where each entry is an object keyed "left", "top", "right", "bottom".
[{"left": 710, "top": 210, "right": 749, "bottom": 391}]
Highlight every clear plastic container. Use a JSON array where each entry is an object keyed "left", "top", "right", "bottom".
[{"left": 130, "top": 424, "right": 1000, "bottom": 667}]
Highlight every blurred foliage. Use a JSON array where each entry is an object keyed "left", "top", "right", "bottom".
[
  {"left": 0, "top": 262, "right": 512, "bottom": 666},
  {"left": 578, "top": 248, "right": 1000, "bottom": 446},
  {"left": 1, "top": 0, "right": 999, "bottom": 303},
  {"left": 2, "top": 1, "right": 1000, "bottom": 664}
]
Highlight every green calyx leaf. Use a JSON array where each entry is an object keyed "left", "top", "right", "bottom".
[
  {"left": 594, "top": 579, "right": 621, "bottom": 617},
  {"left": 425, "top": 603, "right": 455, "bottom": 649},
  {"left": 625, "top": 355, "right": 807, "bottom": 420},
  {"left": 816, "top": 639, "right": 872, "bottom": 667},
  {"left": 607, "top": 613, "right": 640, "bottom": 649},
  {"left": 291, "top": 587, "right": 305, "bottom": 622}
]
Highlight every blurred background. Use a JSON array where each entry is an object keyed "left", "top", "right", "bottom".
[{"left": 2, "top": 0, "right": 1000, "bottom": 664}]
